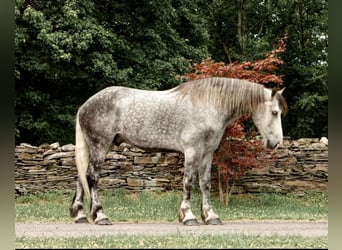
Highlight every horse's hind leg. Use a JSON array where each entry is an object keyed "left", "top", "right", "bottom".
[
  {"left": 70, "top": 178, "right": 89, "bottom": 223},
  {"left": 178, "top": 148, "right": 200, "bottom": 226},
  {"left": 199, "top": 153, "right": 223, "bottom": 225},
  {"left": 87, "top": 145, "right": 112, "bottom": 225}
]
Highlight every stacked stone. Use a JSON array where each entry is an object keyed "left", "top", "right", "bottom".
[
  {"left": 236, "top": 137, "right": 328, "bottom": 195},
  {"left": 100, "top": 143, "right": 184, "bottom": 191},
  {"left": 15, "top": 142, "right": 77, "bottom": 197},
  {"left": 15, "top": 142, "right": 185, "bottom": 196},
  {"left": 15, "top": 138, "right": 328, "bottom": 196}
]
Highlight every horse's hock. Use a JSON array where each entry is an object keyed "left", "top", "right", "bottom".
[{"left": 15, "top": 138, "right": 328, "bottom": 196}]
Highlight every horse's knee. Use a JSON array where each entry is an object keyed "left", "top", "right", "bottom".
[
  {"left": 183, "top": 162, "right": 198, "bottom": 186},
  {"left": 183, "top": 174, "right": 195, "bottom": 187}
]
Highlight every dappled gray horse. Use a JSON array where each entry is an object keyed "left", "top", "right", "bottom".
[{"left": 70, "top": 77, "right": 287, "bottom": 225}]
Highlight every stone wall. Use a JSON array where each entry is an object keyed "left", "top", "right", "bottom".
[
  {"left": 15, "top": 138, "right": 328, "bottom": 196},
  {"left": 234, "top": 138, "right": 328, "bottom": 195}
]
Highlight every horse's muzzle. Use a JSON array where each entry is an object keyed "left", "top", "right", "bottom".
[{"left": 266, "top": 140, "right": 280, "bottom": 150}]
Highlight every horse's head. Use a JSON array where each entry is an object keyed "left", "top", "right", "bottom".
[{"left": 252, "top": 88, "right": 287, "bottom": 149}]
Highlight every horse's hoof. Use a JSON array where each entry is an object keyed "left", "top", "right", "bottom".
[
  {"left": 183, "top": 219, "right": 200, "bottom": 226},
  {"left": 75, "top": 217, "right": 90, "bottom": 224},
  {"left": 205, "top": 218, "right": 223, "bottom": 225},
  {"left": 95, "top": 218, "right": 112, "bottom": 225}
]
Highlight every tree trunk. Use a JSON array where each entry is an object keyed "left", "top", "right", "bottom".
[
  {"left": 218, "top": 165, "right": 235, "bottom": 206},
  {"left": 220, "top": 36, "right": 232, "bottom": 64},
  {"left": 237, "top": 0, "right": 247, "bottom": 55},
  {"left": 218, "top": 166, "right": 224, "bottom": 204},
  {"left": 224, "top": 180, "right": 235, "bottom": 206}
]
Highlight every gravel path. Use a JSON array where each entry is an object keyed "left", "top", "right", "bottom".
[{"left": 16, "top": 220, "right": 327, "bottom": 238}]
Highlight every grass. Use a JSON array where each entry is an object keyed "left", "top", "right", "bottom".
[
  {"left": 15, "top": 188, "right": 328, "bottom": 222},
  {"left": 16, "top": 234, "right": 328, "bottom": 249},
  {"left": 15, "top": 189, "right": 328, "bottom": 248}
]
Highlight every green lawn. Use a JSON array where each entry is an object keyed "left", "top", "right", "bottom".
[
  {"left": 15, "top": 189, "right": 328, "bottom": 249},
  {"left": 16, "top": 234, "right": 327, "bottom": 249},
  {"left": 15, "top": 189, "right": 328, "bottom": 222}
]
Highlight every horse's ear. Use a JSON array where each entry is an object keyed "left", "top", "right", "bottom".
[
  {"left": 272, "top": 88, "right": 285, "bottom": 97},
  {"left": 278, "top": 88, "right": 285, "bottom": 95}
]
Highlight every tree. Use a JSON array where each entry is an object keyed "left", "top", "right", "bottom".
[
  {"left": 278, "top": 0, "right": 328, "bottom": 138},
  {"left": 15, "top": 0, "right": 327, "bottom": 145},
  {"left": 178, "top": 35, "right": 286, "bottom": 205},
  {"left": 207, "top": 0, "right": 283, "bottom": 64},
  {"left": 15, "top": 0, "right": 210, "bottom": 145},
  {"left": 15, "top": 0, "right": 130, "bottom": 144},
  {"left": 206, "top": 0, "right": 327, "bottom": 138}
]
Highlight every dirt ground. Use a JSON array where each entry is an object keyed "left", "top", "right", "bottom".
[{"left": 16, "top": 220, "right": 327, "bottom": 238}]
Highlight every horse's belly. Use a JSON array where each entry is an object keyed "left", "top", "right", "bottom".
[
  {"left": 120, "top": 124, "right": 182, "bottom": 152},
  {"left": 117, "top": 95, "right": 187, "bottom": 151}
]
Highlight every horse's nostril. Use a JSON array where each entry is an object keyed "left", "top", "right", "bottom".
[
  {"left": 266, "top": 140, "right": 278, "bottom": 149},
  {"left": 266, "top": 140, "right": 281, "bottom": 149}
]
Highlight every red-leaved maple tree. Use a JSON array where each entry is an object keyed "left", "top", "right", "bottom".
[{"left": 178, "top": 34, "right": 287, "bottom": 205}]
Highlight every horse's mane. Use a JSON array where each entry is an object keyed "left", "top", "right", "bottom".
[{"left": 172, "top": 77, "right": 267, "bottom": 114}]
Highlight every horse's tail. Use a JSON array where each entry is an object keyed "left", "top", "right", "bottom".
[{"left": 75, "top": 111, "right": 90, "bottom": 200}]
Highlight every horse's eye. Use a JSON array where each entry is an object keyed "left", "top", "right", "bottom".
[{"left": 272, "top": 111, "right": 278, "bottom": 116}]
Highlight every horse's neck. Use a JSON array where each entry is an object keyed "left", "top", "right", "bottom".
[{"left": 223, "top": 112, "right": 243, "bottom": 127}]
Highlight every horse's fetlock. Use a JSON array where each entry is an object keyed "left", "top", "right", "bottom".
[
  {"left": 69, "top": 206, "right": 78, "bottom": 218},
  {"left": 69, "top": 203, "right": 84, "bottom": 218},
  {"left": 178, "top": 207, "right": 185, "bottom": 222},
  {"left": 91, "top": 204, "right": 104, "bottom": 220}
]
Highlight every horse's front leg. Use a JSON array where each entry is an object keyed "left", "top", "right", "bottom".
[
  {"left": 199, "top": 153, "right": 223, "bottom": 225},
  {"left": 178, "top": 148, "right": 200, "bottom": 226}
]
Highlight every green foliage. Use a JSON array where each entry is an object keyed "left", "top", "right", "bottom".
[
  {"left": 15, "top": 0, "right": 210, "bottom": 145},
  {"left": 274, "top": 0, "right": 328, "bottom": 138},
  {"left": 206, "top": 0, "right": 328, "bottom": 139},
  {"left": 15, "top": 0, "right": 327, "bottom": 144}
]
